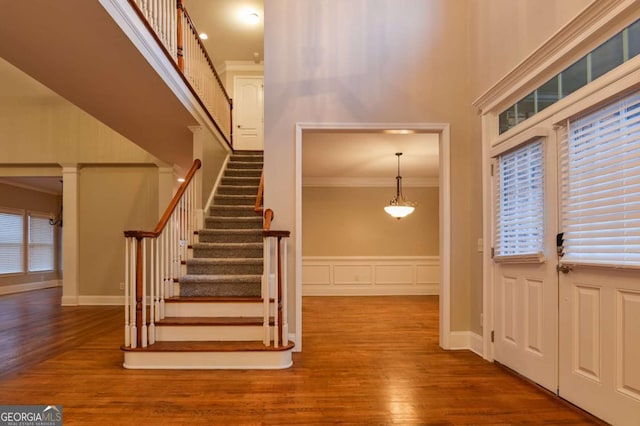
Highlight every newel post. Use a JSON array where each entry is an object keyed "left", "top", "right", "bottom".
[{"left": 134, "top": 236, "right": 144, "bottom": 348}]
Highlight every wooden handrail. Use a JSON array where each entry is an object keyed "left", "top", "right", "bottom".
[
  {"left": 254, "top": 172, "right": 264, "bottom": 215},
  {"left": 124, "top": 159, "right": 201, "bottom": 239},
  {"left": 263, "top": 208, "right": 274, "bottom": 231}
]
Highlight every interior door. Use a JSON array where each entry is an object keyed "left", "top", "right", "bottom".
[
  {"left": 233, "top": 76, "right": 263, "bottom": 151},
  {"left": 492, "top": 133, "right": 558, "bottom": 392}
]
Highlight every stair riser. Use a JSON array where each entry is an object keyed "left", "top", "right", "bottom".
[
  {"left": 123, "top": 351, "right": 292, "bottom": 370},
  {"left": 221, "top": 177, "right": 260, "bottom": 186},
  {"left": 180, "top": 280, "right": 261, "bottom": 295},
  {"left": 194, "top": 247, "right": 262, "bottom": 258},
  {"left": 205, "top": 218, "right": 262, "bottom": 229},
  {"left": 165, "top": 302, "right": 273, "bottom": 317},
  {"left": 209, "top": 207, "right": 256, "bottom": 217},
  {"left": 213, "top": 196, "right": 255, "bottom": 206},
  {"left": 227, "top": 162, "right": 262, "bottom": 169},
  {"left": 217, "top": 186, "right": 258, "bottom": 196},
  {"left": 197, "top": 232, "right": 263, "bottom": 243},
  {"left": 230, "top": 156, "right": 263, "bottom": 163},
  {"left": 225, "top": 169, "right": 261, "bottom": 178},
  {"left": 156, "top": 325, "right": 269, "bottom": 341}
]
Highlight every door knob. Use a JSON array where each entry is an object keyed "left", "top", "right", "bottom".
[{"left": 556, "top": 264, "right": 572, "bottom": 274}]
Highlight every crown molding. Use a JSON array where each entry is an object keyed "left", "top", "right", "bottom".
[
  {"left": 0, "top": 178, "right": 61, "bottom": 195},
  {"left": 473, "top": 0, "right": 640, "bottom": 114},
  {"left": 302, "top": 177, "right": 438, "bottom": 188}
]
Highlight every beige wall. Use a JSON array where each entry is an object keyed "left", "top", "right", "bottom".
[
  {"left": 79, "top": 166, "right": 158, "bottom": 296},
  {"left": 0, "top": 182, "right": 61, "bottom": 287},
  {"left": 265, "top": 0, "right": 472, "bottom": 333},
  {"left": 265, "top": 0, "right": 590, "bottom": 336},
  {"left": 303, "top": 186, "right": 438, "bottom": 256},
  {"left": 0, "top": 72, "right": 168, "bottom": 300}
]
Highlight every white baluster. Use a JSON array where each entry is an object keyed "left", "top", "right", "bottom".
[
  {"left": 282, "top": 237, "right": 288, "bottom": 345},
  {"left": 124, "top": 238, "right": 130, "bottom": 347},
  {"left": 129, "top": 239, "right": 137, "bottom": 349},
  {"left": 141, "top": 240, "right": 148, "bottom": 348},
  {"left": 262, "top": 237, "right": 270, "bottom": 346},
  {"left": 148, "top": 238, "right": 156, "bottom": 345},
  {"left": 159, "top": 228, "right": 166, "bottom": 319}
]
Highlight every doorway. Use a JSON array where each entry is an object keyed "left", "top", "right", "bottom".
[{"left": 295, "top": 122, "right": 452, "bottom": 350}]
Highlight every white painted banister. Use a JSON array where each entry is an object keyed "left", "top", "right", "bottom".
[
  {"left": 128, "top": 0, "right": 233, "bottom": 146},
  {"left": 262, "top": 209, "right": 291, "bottom": 348},
  {"left": 123, "top": 159, "right": 201, "bottom": 349}
]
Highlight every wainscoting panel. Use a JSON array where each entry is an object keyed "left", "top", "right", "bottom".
[{"left": 302, "top": 256, "right": 439, "bottom": 296}]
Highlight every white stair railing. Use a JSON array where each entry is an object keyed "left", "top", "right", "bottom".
[
  {"left": 123, "top": 159, "right": 201, "bottom": 349},
  {"left": 262, "top": 209, "right": 290, "bottom": 347}
]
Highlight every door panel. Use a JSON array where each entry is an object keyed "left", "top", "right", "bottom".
[
  {"left": 233, "top": 76, "right": 263, "bottom": 150},
  {"left": 559, "top": 267, "right": 640, "bottom": 426},
  {"left": 494, "top": 264, "right": 557, "bottom": 391}
]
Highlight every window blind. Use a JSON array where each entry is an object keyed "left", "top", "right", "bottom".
[
  {"left": 0, "top": 210, "right": 24, "bottom": 274},
  {"left": 559, "top": 90, "right": 640, "bottom": 267},
  {"left": 494, "top": 139, "right": 545, "bottom": 261},
  {"left": 28, "top": 214, "right": 54, "bottom": 272}
]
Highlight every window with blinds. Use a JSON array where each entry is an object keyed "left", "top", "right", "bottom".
[
  {"left": 28, "top": 213, "right": 55, "bottom": 272},
  {"left": 0, "top": 209, "right": 25, "bottom": 274},
  {"left": 559, "top": 90, "right": 640, "bottom": 267},
  {"left": 494, "top": 139, "right": 545, "bottom": 262}
]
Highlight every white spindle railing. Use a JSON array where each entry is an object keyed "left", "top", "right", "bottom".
[
  {"left": 123, "top": 159, "right": 201, "bottom": 349},
  {"left": 131, "top": 0, "right": 178, "bottom": 59},
  {"left": 129, "top": 0, "right": 233, "bottom": 145},
  {"left": 262, "top": 209, "right": 290, "bottom": 348}
]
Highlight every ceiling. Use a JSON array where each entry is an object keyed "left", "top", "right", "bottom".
[{"left": 183, "top": 0, "right": 264, "bottom": 70}]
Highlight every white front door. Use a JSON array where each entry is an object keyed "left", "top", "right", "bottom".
[
  {"left": 492, "top": 134, "right": 558, "bottom": 392},
  {"left": 556, "top": 93, "right": 640, "bottom": 426},
  {"left": 233, "top": 76, "right": 263, "bottom": 151}
]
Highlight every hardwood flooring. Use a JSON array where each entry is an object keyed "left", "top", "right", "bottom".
[{"left": 0, "top": 288, "right": 604, "bottom": 425}]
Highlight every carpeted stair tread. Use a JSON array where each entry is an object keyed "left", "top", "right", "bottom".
[
  {"left": 197, "top": 229, "right": 262, "bottom": 243},
  {"left": 213, "top": 194, "right": 257, "bottom": 205},
  {"left": 210, "top": 205, "right": 257, "bottom": 217}
]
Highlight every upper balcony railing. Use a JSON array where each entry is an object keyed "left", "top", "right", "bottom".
[{"left": 130, "top": 0, "right": 233, "bottom": 146}]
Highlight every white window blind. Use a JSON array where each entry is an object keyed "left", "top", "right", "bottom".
[
  {"left": 28, "top": 213, "right": 54, "bottom": 272},
  {"left": 0, "top": 209, "right": 24, "bottom": 274},
  {"left": 559, "top": 91, "right": 640, "bottom": 267},
  {"left": 494, "top": 139, "right": 545, "bottom": 261}
]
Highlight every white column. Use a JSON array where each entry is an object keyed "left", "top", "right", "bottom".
[{"left": 61, "top": 165, "right": 79, "bottom": 306}]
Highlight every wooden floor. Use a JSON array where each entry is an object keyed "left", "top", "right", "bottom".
[{"left": 0, "top": 288, "right": 605, "bottom": 425}]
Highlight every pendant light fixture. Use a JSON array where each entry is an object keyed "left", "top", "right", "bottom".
[{"left": 384, "top": 152, "right": 416, "bottom": 219}]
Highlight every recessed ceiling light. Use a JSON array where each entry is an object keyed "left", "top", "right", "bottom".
[
  {"left": 245, "top": 11, "right": 260, "bottom": 24},
  {"left": 199, "top": 33, "right": 208, "bottom": 40},
  {"left": 177, "top": 178, "right": 185, "bottom": 183}
]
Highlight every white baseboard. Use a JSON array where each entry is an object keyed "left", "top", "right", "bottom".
[
  {"left": 303, "top": 256, "right": 440, "bottom": 296},
  {"left": 0, "top": 280, "right": 61, "bottom": 296},
  {"left": 449, "top": 331, "right": 484, "bottom": 357},
  {"left": 77, "top": 295, "right": 126, "bottom": 305}
]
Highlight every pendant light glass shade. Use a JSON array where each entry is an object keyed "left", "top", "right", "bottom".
[{"left": 385, "top": 152, "right": 416, "bottom": 219}]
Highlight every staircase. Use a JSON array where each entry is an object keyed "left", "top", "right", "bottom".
[{"left": 122, "top": 151, "right": 294, "bottom": 369}]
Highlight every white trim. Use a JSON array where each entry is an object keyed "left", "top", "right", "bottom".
[
  {"left": 490, "top": 127, "right": 549, "bottom": 156},
  {"left": 76, "top": 295, "right": 125, "bottom": 305},
  {"left": 204, "top": 154, "right": 231, "bottom": 215},
  {"left": 0, "top": 280, "right": 61, "bottom": 296},
  {"left": 302, "top": 177, "right": 438, "bottom": 188},
  {"left": 449, "top": 331, "right": 484, "bottom": 356},
  {"left": 295, "top": 122, "right": 452, "bottom": 351},
  {"left": 302, "top": 256, "right": 440, "bottom": 296},
  {"left": 473, "top": 0, "right": 640, "bottom": 113}
]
